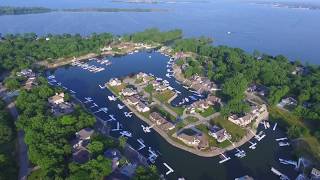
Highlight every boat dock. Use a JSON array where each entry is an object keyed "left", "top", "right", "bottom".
[
  {"left": 111, "top": 122, "right": 122, "bottom": 131},
  {"left": 270, "top": 167, "right": 290, "bottom": 180},
  {"left": 248, "top": 141, "right": 257, "bottom": 150},
  {"left": 273, "top": 123, "right": 278, "bottom": 131},
  {"left": 279, "top": 158, "right": 297, "bottom": 168},
  {"left": 163, "top": 163, "right": 174, "bottom": 175},
  {"left": 147, "top": 147, "right": 158, "bottom": 163},
  {"left": 219, "top": 153, "right": 231, "bottom": 164},
  {"left": 137, "top": 138, "right": 146, "bottom": 151},
  {"left": 276, "top": 137, "right": 288, "bottom": 141}
]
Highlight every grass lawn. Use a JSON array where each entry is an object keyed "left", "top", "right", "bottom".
[
  {"left": 195, "top": 124, "right": 231, "bottom": 148},
  {"left": 152, "top": 106, "right": 176, "bottom": 122},
  {"left": 107, "top": 84, "right": 126, "bottom": 95},
  {"left": 144, "top": 84, "right": 154, "bottom": 94},
  {"left": 184, "top": 116, "right": 199, "bottom": 125},
  {"left": 171, "top": 106, "right": 184, "bottom": 116},
  {"left": 199, "top": 106, "right": 216, "bottom": 118},
  {"left": 154, "top": 90, "right": 175, "bottom": 103},
  {"left": 211, "top": 116, "right": 247, "bottom": 142}
]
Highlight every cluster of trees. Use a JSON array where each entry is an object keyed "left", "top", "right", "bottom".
[
  {"left": 0, "top": 32, "right": 114, "bottom": 71},
  {"left": 15, "top": 79, "right": 100, "bottom": 178},
  {"left": 133, "top": 165, "right": 160, "bottom": 180},
  {"left": 123, "top": 28, "right": 182, "bottom": 44},
  {"left": 0, "top": 6, "right": 52, "bottom": 15},
  {"left": 0, "top": 100, "right": 17, "bottom": 179},
  {"left": 173, "top": 37, "right": 320, "bottom": 141}
]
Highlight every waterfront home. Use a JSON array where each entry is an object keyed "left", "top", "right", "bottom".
[
  {"left": 16, "top": 69, "right": 35, "bottom": 78},
  {"left": 104, "top": 149, "right": 122, "bottom": 171},
  {"left": 292, "top": 65, "right": 308, "bottom": 75},
  {"left": 71, "top": 128, "right": 94, "bottom": 164},
  {"left": 51, "top": 102, "right": 74, "bottom": 117},
  {"left": 24, "top": 77, "right": 38, "bottom": 91},
  {"left": 177, "top": 133, "right": 200, "bottom": 146},
  {"left": 108, "top": 78, "right": 122, "bottom": 87},
  {"left": 159, "top": 121, "right": 175, "bottom": 131},
  {"left": 121, "top": 88, "right": 137, "bottom": 97},
  {"left": 208, "top": 125, "right": 231, "bottom": 143},
  {"left": 48, "top": 92, "right": 65, "bottom": 105},
  {"left": 197, "top": 134, "right": 209, "bottom": 150},
  {"left": 228, "top": 104, "right": 268, "bottom": 127},
  {"left": 206, "top": 95, "right": 221, "bottom": 104},
  {"left": 155, "top": 85, "right": 168, "bottom": 92},
  {"left": 149, "top": 112, "right": 167, "bottom": 125},
  {"left": 126, "top": 96, "right": 139, "bottom": 106},
  {"left": 136, "top": 102, "right": 150, "bottom": 113},
  {"left": 277, "top": 97, "right": 298, "bottom": 108},
  {"left": 187, "top": 75, "right": 219, "bottom": 94},
  {"left": 151, "top": 80, "right": 161, "bottom": 88},
  {"left": 188, "top": 100, "right": 210, "bottom": 113},
  {"left": 136, "top": 72, "right": 148, "bottom": 80},
  {"left": 247, "top": 84, "right": 268, "bottom": 97}
]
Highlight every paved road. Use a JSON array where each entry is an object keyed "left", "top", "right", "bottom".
[{"left": 4, "top": 96, "right": 29, "bottom": 180}]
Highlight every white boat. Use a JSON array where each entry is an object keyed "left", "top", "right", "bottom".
[
  {"left": 120, "top": 131, "right": 132, "bottom": 137},
  {"left": 276, "top": 137, "right": 288, "bottom": 141},
  {"left": 176, "top": 90, "right": 181, "bottom": 94},
  {"left": 47, "top": 75, "right": 55, "bottom": 79},
  {"left": 99, "top": 84, "right": 106, "bottom": 89},
  {"left": 108, "top": 95, "right": 117, "bottom": 101},
  {"left": 124, "top": 112, "right": 133, "bottom": 117},
  {"left": 235, "top": 149, "right": 246, "bottom": 158},
  {"left": 279, "top": 142, "right": 290, "bottom": 147},
  {"left": 118, "top": 104, "right": 125, "bottom": 109},
  {"left": 184, "top": 98, "right": 189, "bottom": 102},
  {"left": 141, "top": 125, "right": 153, "bottom": 133},
  {"left": 189, "top": 96, "right": 197, "bottom": 100}
]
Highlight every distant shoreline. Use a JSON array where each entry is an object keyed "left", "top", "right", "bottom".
[{"left": 0, "top": 6, "right": 168, "bottom": 16}]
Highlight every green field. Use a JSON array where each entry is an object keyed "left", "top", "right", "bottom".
[{"left": 198, "top": 106, "right": 216, "bottom": 117}]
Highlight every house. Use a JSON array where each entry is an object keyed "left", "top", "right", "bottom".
[
  {"left": 208, "top": 125, "right": 231, "bottom": 143},
  {"left": 155, "top": 85, "right": 168, "bottom": 92},
  {"left": 311, "top": 168, "right": 320, "bottom": 180},
  {"left": 228, "top": 104, "right": 268, "bottom": 127},
  {"left": 159, "top": 122, "right": 175, "bottom": 131},
  {"left": 149, "top": 112, "right": 167, "bottom": 125},
  {"left": 136, "top": 72, "right": 148, "bottom": 79},
  {"left": 121, "top": 88, "right": 137, "bottom": 96},
  {"left": 126, "top": 96, "right": 139, "bottom": 105},
  {"left": 108, "top": 78, "right": 122, "bottom": 87},
  {"left": 24, "top": 77, "right": 38, "bottom": 91},
  {"left": 206, "top": 95, "right": 221, "bottom": 104},
  {"left": 51, "top": 102, "right": 74, "bottom": 116},
  {"left": 16, "top": 69, "right": 35, "bottom": 78},
  {"left": 48, "top": 93, "right": 65, "bottom": 105},
  {"left": 188, "top": 100, "right": 210, "bottom": 113},
  {"left": 177, "top": 133, "right": 200, "bottom": 146},
  {"left": 136, "top": 102, "right": 150, "bottom": 113},
  {"left": 197, "top": 134, "right": 209, "bottom": 150},
  {"left": 278, "top": 97, "right": 298, "bottom": 108},
  {"left": 74, "top": 128, "right": 94, "bottom": 145}
]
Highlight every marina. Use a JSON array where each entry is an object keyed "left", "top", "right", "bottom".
[{"left": 47, "top": 51, "right": 300, "bottom": 179}]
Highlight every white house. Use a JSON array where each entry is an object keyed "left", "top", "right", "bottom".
[{"left": 108, "top": 78, "right": 122, "bottom": 87}]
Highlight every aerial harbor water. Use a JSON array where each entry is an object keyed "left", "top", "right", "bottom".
[
  {"left": 47, "top": 51, "right": 299, "bottom": 179},
  {"left": 1, "top": 0, "right": 320, "bottom": 64}
]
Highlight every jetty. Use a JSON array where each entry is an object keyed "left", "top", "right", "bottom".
[
  {"left": 137, "top": 138, "right": 146, "bottom": 151},
  {"left": 111, "top": 122, "right": 122, "bottom": 131},
  {"left": 270, "top": 167, "right": 290, "bottom": 180},
  {"left": 276, "top": 137, "right": 288, "bottom": 141},
  {"left": 279, "top": 158, "right": 297, "bottom": 168},
  {"left": 273, "top": 123, "right": 278, "bottom": 131},
  {"left": 235, "top": 148, "right": 246, "bottom": 158},
  {"left": 163, "top": 163, "right": 174, "bottom": 175},
  {"left": 147, "top": 147, "right": 158, "bottom": 163},
  {"left": 219, "top": 153, "right": 231, "bottom": 164},
  {"left": 248, "top": 141, "right": 257, "bottom": 150}
]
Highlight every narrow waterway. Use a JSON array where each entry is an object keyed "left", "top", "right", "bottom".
[{"left": 47, "top": 51, "right": 298, "bottom": 180}]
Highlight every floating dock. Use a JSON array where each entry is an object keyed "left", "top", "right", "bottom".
[
  {"left": 137, "top": 138, "right": 146, "bottom": 151},
  {"left": 270, "top": 167, "right": 290, "bottom": 180},
  {"left": 219, "top": 153, "right": 231, "bottom": 164},
  {"left": 163, "top": 163, "right": 174, "bottom": 175}
]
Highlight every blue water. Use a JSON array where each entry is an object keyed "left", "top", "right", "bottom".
[
  {"left": 48, "top": 52, "right": 299, "bottom": 179},
  {"left": 0, "top": 0, "right": 320, "bottom": 64}
]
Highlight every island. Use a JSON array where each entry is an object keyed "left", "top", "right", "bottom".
[{"left": 0, "top": 6, "right": 168, "bottom": 16}]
